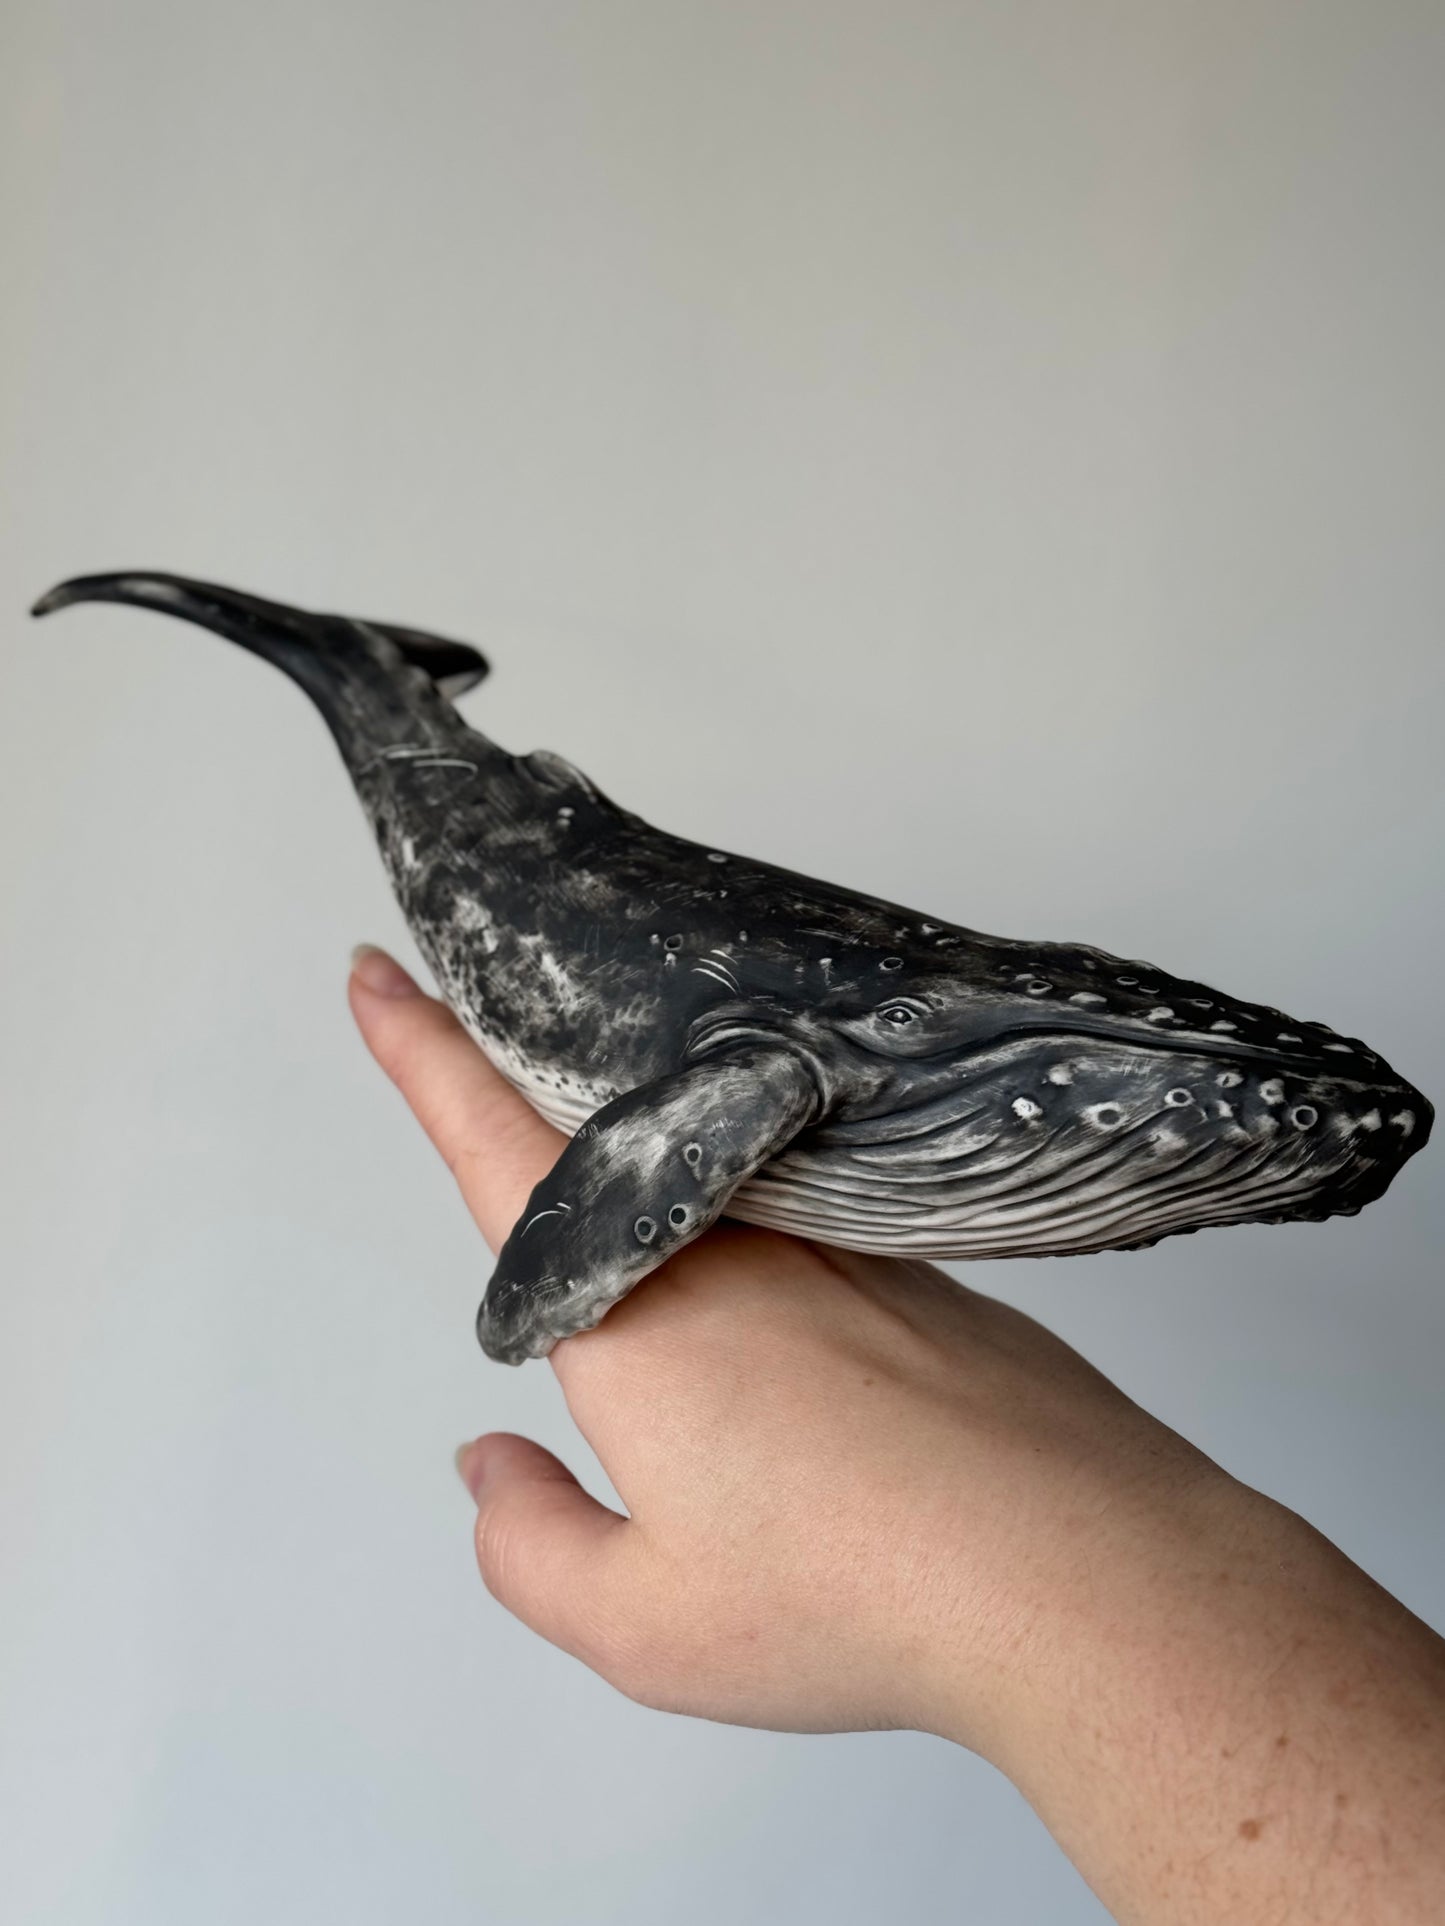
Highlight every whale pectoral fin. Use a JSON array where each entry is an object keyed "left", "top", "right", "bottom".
[{"left": 476, "top": 1044, "right": 820, "bottom": 1364}]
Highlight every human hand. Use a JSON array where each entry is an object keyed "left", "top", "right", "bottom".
[
  {"left": 349, "top": 944, "right": 1445, "bottom": 1924},
  {"left": 345, "top": 943, "right": 1220, "bottom": 1745}
]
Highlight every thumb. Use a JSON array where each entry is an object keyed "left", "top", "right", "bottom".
[{"left": 456, "top": 1432, "right": 636, "bottom": 1672}]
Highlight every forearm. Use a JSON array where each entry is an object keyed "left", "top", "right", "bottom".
[{"left": 934, "top": 1475, "right": 1445, "bottom": 1924}]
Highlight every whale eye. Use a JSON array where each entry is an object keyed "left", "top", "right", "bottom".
[{"left": 878, "top": 1003, "right": 918, "bottom": 1026}]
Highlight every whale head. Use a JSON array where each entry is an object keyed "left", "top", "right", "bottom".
[{"left": 701, "top": 931, "right": 1432, "bottom": 1258}]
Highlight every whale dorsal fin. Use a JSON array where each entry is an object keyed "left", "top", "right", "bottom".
[{"left": 476, "top": 1043, "right": 822, "bottom": 1363}]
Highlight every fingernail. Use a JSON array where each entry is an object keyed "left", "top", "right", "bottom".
[
  {"left": 350, "top": 943, "right": 421, "bottom": 998},
  {"left": 455, "top": 1438, "right": 489, "bottom": 1502}
]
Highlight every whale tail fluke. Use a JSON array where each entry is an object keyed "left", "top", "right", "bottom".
[
  {"left": 30, "top": 571, "right": 489, "bottom": 762},
  {"left": 31, "top": 572, "right": 489, "bottom": 697}
]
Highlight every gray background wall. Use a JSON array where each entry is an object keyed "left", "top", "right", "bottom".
[{"left": 2, "top": 4, "right": 1441, "bottom": 1922}]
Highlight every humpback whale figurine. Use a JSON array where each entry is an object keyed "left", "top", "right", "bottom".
[{"left": 31, "top": 573, "right": 1433, "bottom": 1364}]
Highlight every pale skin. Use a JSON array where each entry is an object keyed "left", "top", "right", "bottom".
[{"left": 349, "top": 944, "right": 1445, "bottom": 1925}]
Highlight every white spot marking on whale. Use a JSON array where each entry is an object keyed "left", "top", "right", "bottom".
[
  {"left": 450, "top": 895, "right": 500, "bottom": 953},
  {"left": 1259, "top": 1079, "right": 1285, "bottom": 1104},
  {"left": 1012, "top": 1097, "right": 1043, "bottom": 1121},
  {"left": 1069, "top": 991, "right": 1105, "bottom": 1005},
  {"left": 1390, "top": 1110, "right": 1416, "bottom": 1135}
]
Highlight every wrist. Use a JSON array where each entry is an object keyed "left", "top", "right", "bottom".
[
  {"left": 898, "top": 1439, "right": 1246, "bottom": 1763},
  {"left": 920, "top": 1466, "right": 1445, "bottom": 1922}
]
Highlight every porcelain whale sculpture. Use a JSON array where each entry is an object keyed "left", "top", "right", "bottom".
[{"left": 32, "top": 573, "right": 1433, "bottom": 1364}]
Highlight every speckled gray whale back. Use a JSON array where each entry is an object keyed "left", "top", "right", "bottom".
[{"left": 32, "top": 573, "right": 1434, "bottom": 1363}]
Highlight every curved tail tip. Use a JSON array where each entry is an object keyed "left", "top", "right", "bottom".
[
  {"left": 30, "top": 583, "right": 73, "bottom": 618},
  {"left": 29, "top": 572, "right": 193, "bottom": 621}
]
